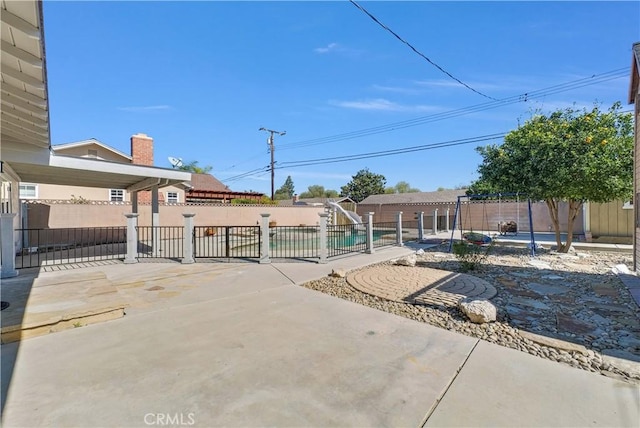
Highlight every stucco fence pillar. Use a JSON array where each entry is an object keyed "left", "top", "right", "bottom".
[
  {"left": 260, "top": 213, "right": 271, "bottom": 264},
  {"left": 182, "top": 213, "right": 195, "bottom": 264},
  {"left": 124, "top": 213, "right": 139, "bottom": 264},
  {"left": 1, "top": 213, "right": 18, "bottom": 278},
  {"left": 366, "top": 212, "right": 375, "bottom": 254},
  {"left": 396, "top": 211, "right": 403, "bottom": 247},
  {"left": 318, "top": 213, "right": 329, "bottom": 264}
]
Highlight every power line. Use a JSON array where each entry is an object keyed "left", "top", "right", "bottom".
[
  {"left": 278, "top": 133, "right": 506, "bottom": 169},
  {"left": 277, "top": 67, "right": 627, "bottom": 152},
  {"left": 349, "top": 0, "right": 498, "bottom": 101}
]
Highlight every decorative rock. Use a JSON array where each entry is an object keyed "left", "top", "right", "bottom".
[
  {"left": 329, "top": 269, "right": 347, "bottom": 278},
  {"left": 415, "top": 249, "right": 425, "bottom": 255},
  {"left": 395, "top": 254, "right": 417, "bottom": 267},
  {"left": 458, "top": 298, "right": 496, "bottom": 324}
]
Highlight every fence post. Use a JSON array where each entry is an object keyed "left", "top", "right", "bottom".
[
  {"left": 182, "top": 213, "right": 195, "bottom": 264},
  {"left": 1, "top": 213, "right": 17, "bottom": 278},
  {"left": 366, "top": 212, "right": 374, "bottom": 254},
  {"left": 416, "top": 211, "right": 424, "bottom": 241},
  {"left": 432, "top": 208, "right": 438, "bottom": 235},
  {"left": 259, "top": 213, "right": 271, "bottom": 264},
  {"left": 151, "top": 186, "right": 160, "bottom": 257},
  {"left": 445, "top": 208, "right": 450, "bottom": 232},
  {"left": 396, "top": 211, "right": 403, "bottom": 247},
  {"left": 318, "top": 213, "right": 328, "bottom": 264},
  {"left": 124, "top": 213, "right": 139, "bottom": 264}
]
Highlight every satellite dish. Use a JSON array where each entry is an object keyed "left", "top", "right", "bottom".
[{"left": 168, "top": 156, "right": 183, "bottom": 168}]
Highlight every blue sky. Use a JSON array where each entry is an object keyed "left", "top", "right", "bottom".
[{"left": 43, "top": 1, "right": 638, "bottom": 195}]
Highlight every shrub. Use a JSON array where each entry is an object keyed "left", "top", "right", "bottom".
[{"left": 452, "top": 240, "right": 494, "bottom": 272}]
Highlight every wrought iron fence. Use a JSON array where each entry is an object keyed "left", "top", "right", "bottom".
[
  {"left": 269, "top": 225, "right": 320, "bottom": 260},
  {"left": 327, "top": 224, "right": 367, "bottom": 258},
  {"left": 372, "top": 222, "right": 397, "bottom": 248},
  {"left": 193, "top": 226, "right": 260, "bottom": 259},
  {"left": 15, "top": 227, "right": 127, "bottom": 268},
  {"left": 136, "top": 226, "right": 184, "bottom": 259}
]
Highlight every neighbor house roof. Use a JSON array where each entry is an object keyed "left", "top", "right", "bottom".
[
  {"left": 360, "top": 189, "right": 467, "bottom": 205},
  {"left": 52, "top": 138, "right": 132, "bottom": 161},
  {"left": 189, "top": 173, "right": 230, "bottom": 192},
  {"left": 629, "top": 42, "right": 640, "bottom": 104}
]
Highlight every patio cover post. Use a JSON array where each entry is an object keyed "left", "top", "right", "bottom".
[
  {"left": 396, "top": 211, "right": 403, "bottom": 247},
  {"left": 151, "top": 186, "right": 160, "bottom": 257},
  {"left": 432, "top": 208, "right": 438, "bottom": 235},
  {"left": 318, "top": 213, "right": 328, "bottom": 264},
  {"left": 131, "top": 191, "right": 138, "bottom": 214},
  {"left": 416, "top": 211, "right": 424, "bottom": 241},
  {"left": 1, "top": 213, "right": 18, "bottom": 278},
  {"left": 182, "top": 213, "right": 195, "bottom": 264},
  {"left": 124, "top": 213, "right": 139, "bottom": 264},
  {"left": 259, "top": 213, "right": 271, "bottom": 264},
  {"left": 366, "top": 212, "right": 374, "bottom": 254}
]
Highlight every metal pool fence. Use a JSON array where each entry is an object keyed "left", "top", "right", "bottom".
[
  {"left": 15, "top": 227, "right": 127, "bottom": 268},
  {"left": 327, "top": 224, "right": 368, "bottom": 258},
  {"left": 13, "top": 219, "right": 403, "bottom": 268},
  {"left": 136, "top": 226, "right": 184, "bottom": 259},
  {"left": 372, "top": 222, "right": 397, "bottom": 248},
  {"left": 269, "top": 226, "right": 320, "bottom": 260},
  {"left": 193, "top": 226, "right": 261, "bottom": 259}
]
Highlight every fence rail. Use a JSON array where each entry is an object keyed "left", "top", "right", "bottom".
[
  {"left": 327, "top": 224, "right": 368, "bottom": 258},
  {"left": 136, "top": 226, "right": 184, "bottom": 259},
  {"left": 270, "top": 226, "right": 320, "bottom": 260},
  {"left": 372, "top": 222, "right": 397, "bottom": 248},
  {"left": 193, "top": 226, "right": 261, "bottom": 259},
  {"left": 15, "top": 227, "right": 127, "bottom": 268}
]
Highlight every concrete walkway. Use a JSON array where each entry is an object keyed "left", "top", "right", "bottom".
[{"left": 1, "top": 246, "right": 639, "bottom": 427}]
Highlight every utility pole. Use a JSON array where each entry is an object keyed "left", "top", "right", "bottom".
[{"left": 259, "top": 127, "right": 286, "bottom": 200}]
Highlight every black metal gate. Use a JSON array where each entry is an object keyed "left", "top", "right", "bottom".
[{"left": 193, "top": 226, "right": 260, "bottom": 259}]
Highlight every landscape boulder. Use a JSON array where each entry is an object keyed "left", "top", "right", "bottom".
[
  {"left": 395, "top": 254, "right": 417, "bottom": 267},
  {"left": 458, "top": 297, "right": 497, "bottom": 324},
  {"left": 329, "top": 269, "right": 347, "bottom": 278}
]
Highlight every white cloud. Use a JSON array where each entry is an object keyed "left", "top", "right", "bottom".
[
  {"left": 117, "top": 105, "right": 171, "bottom": 112},
  {"left": 330, "top": 98, "right": 439, "bottom": 113},
  {"left": 314, "top": 42, "right": 340, "bottom": 54}
]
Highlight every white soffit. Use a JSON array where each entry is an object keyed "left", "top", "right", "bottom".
[{"left": 1, "top": 0, "right": 50, "bottom": 149}]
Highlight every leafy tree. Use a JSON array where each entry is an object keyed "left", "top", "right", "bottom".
[
  {"left": 177, "top": 160, "right": 213, "bottom": 174},
  {"left": 385, "top": 181, "right": 420, "bottom": 194},
  {"left": 274, "top": 176, "right": 295, "bottom": 200},
  {"left": 299, "top": 185, "right": 339, "bottom": 199},
  {"left": 470, "top": 103, "right": 632, "bottom": 252},
  {"left": 340, "top": 168, "right": 387, "bottom": 203}
]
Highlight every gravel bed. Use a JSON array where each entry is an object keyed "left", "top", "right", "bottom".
[{"left": 300, "top": 243, "right": 639, "bottom": 384}]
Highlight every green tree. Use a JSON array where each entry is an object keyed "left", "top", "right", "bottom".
[
  {"left": 470, "top": 103, "right": 633, "bottom": 252},
  {"left": 385, "top": 181, "right": 420, "bottom": 194},
  {"left": 274, "top": 176, "right": 295, "bottom": 200},
  {"left": 298, "top": 185, "right": 339, "bottom": 199},
  {"left": 177, "top": 160, "right": 213, "bottom": 174},
  {"left": 340, "top": 168, "right": 387, "bottom": 203}
]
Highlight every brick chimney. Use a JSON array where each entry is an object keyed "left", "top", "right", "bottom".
[
  {"left": 131, "top": 133, "right": 154, "bottom": 166},
  {"left": 130, "top": 133, "right": 154, "bottom": 203}
]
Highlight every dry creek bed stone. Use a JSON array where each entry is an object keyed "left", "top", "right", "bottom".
[{"left": 301, "top": 244, "right": 640, "bottom": 384}]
